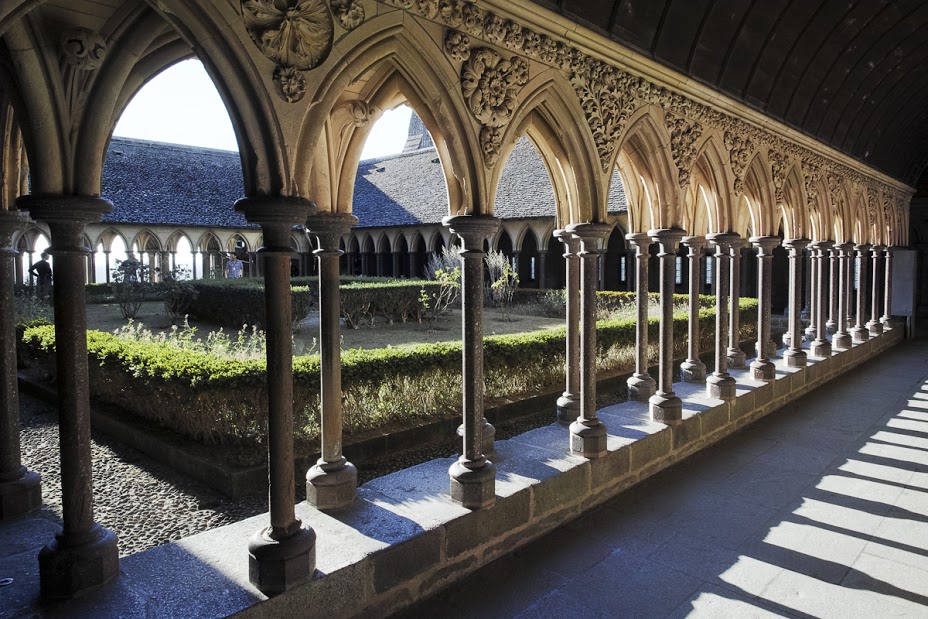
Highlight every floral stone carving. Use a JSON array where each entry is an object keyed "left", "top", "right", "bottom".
[
  {"left": 665, "top": 112, "right": 702, "bottom": 188},
  {"left": 241, "top": 0, "right": 333, "bottom": 71},
  {"left": 61, "top": 29, "right": 107, "bottom": 70},
  {"left": 570, "top": 62, "right": 639, "bottom": 171},
  {"left": 769, "top": 150, "right": 787, "bottom": 203},
  {"left": 331, "top": 0, "right": 365, "bottom": 30},
  {"left": 273, "top": 65, "right": 307, "bottom": 102},
  {"left": 724, "top": 131, "right": 754, "bottom": 195},
  {"left": 444, "top": 30, "right": 471, "bottom": 62}
]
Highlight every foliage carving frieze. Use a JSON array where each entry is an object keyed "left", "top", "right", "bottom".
[
  {"left": 768, "top": 150, "right": 788, "bottom": 204},
  {"left": 665, "top": 112, "right": 702, "bottom": 188},
  {"left": 802, "top": 160, "right": 822, "bottom": 207},
  {"left": 723, "top": 131, "right": 754, "bottom": 196},
  {"left": 384, "top": 0, "right": 910, "bottom": 204}
]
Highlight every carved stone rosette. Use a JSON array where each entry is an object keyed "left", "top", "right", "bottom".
[
  {"left": 331, "top": 0, "right": 365, "bottom": 30},
  {"left": 241, "top": 0, "right": 335, "bottom": 103},
  {"left": 444, "top": 30, "right": 471, "bottom": 62},
  {"left": 61, "top": 29, "right": 107, "bottom": 70}
]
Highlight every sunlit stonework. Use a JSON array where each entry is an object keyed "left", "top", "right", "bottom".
[
  {"left": 273, "top": 65, "right": 307, "bottom": 102},
  {"left": 241, "top": 0, "right": 334, "bottom": 70},
  {"left": 461, "top": 48, "right": 529, "bottom": 128},
  {"left": 331, "top": 0, "right": 365, "bottom": 31}
]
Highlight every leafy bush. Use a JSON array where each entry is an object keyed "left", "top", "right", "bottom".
[
  {"left": 186, "top": 279, "right": 314, "bottom": 329},
  {"left": 111, "top": 258, "right": 152, "bottom": 319},
  {"left": 158, "top": 266, "right": 198, "bottom": 322},
  {"left": 20, "top": 299, "right": 758, "bottom": 448},
  {"left": 485, "top": 249, "right": 519, "bottom": 318}
]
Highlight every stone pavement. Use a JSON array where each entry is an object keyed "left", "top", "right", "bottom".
[{"left": 398, "top": 337, "right": 928, "bottom": 618}]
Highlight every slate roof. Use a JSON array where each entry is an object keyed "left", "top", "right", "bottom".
[
  {"left": 101, "top": 122, "right": 627, "bottom": 230},
  {"left": 101, "top": 137, "right": 252, "bottom": 229}
]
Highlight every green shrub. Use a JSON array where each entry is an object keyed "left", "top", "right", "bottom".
[
  {"left": 186, "top": 279, "right": 313, "bottom": 328},
  {"left": 20, "top": 298, "right": 758, "bottom": 448}
]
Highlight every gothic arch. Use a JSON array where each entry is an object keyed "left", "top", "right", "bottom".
[
  {"left": 779, "top": 164, "right": 808, "bottom": 240},
  {"left": 615, "top": 109, "right": 680, "bottom": 231},
  {"left": 740, "top": 152, "right": 776, "bottom": 236},
  {"left": 685, "top": 134, "right": 734, "bottom": 236}
]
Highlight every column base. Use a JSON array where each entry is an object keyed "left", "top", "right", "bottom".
[
  {"left": 764, "top": 340, "right": 778, "bottom": 358},
  {"left": 649, "top": 392, "right": 682, "bottom": 425},
  {"left": 811, "top": 339, "right": 832, "bottom": 357},
  {"left": 750, "top": 358, "right": 776, "bottom": 381},
  {"left": 706, "top": 374, "right": 736, "bottom": 400},
  {"left": 680, "top": 359, "right": 707, "bottom": 383},
  {"left": 867, "top": 320, "right": 883, "bottom": 337},
  {"left": 880, "top": 315, "right": 892, "bottom": 327},
  {"left": 457, "top": 419, "right": 495, "bottom": 458},
  {"left": 626, "top": 373, "right": 656, "bottom": 402},
  {"left": 568, "top": 418, "right": 607, "bottom": 459},
  {"left": 826, "top": 320, "right": 836, "bottom": 334},
  {"left": 804, "top": 326, "right": 816, "bottom": 341},
  {"left": 556, "top": 393, "right": 580, "bottom": 425},
  {"left": 0, "top": 468, "right": 41, "bottom": 522},
  {"left": 782, "top": 348, "right": 807, "bottom": 368},
  {"left": 306, "top": 459, "right": 357, "bottom": 511},
  {"left": 39, "top": 525, "right": 119, "bottom": 600},
  {"left": 449, "top": 458, "right": 496, "bottom": 510},
  {"left": 727, "top": 347, "right": 746, "bottom": 369},
  {"left": 850, "top": 326, "right": 869, "bottom": 343},
  {"left": 248, "top": 525, "right": 316, "bottom": 596},
  {"left": 832, "top": 332, "right": 852, "bottom": 350}
]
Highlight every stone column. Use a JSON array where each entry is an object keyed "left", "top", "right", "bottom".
[
  {"left": 867, "top": 245, "right": 884, "bottom": 336},
  {"left": 782, "top": 238, "right": 809, "bottom": 368},
  {"left": 648, "top": 228, "right": 685, "bottom": 424},
  {"left": 375, "top": 253, "right": 385, "bottom": 277},
  {"left": 103, "top": 249, "right": 112, "bottom": 283},
  {"left": 851, "top": 243, "right": 871, "bottom": 343},
  {"left": 680, "top": 236, "right": 707, "bottom": 382},
  {"left": 625, "top": 233, "right": 656, "bottom": 401},
  {"left": 305, "top": 213, "right": 358, "bottom": 510},
  {"left": 749, "top": 236, "right": 779, "bottom": 380},
  {"left": 809, "top": 241, "right": 833, "bottom": 357},
  {"left": 881, "top": 246, "right": 894, "bottom": 326},
  {"left": 727, "top": 236, "right": 747, "bottom": 368},
  {"left": 554, "top": 229, "right": 580, "bottom": 424},
  {"left": 18, "top": 196, "right": 119, "bottom": 599},
  {"left": 706, "top": 233, "right": 737, "bottom": 400},
  {"left": 832, "top": 243, "right": 853, "bottom": 349},
  {"left": 0, "top": 210, "right": 41, "bottom": 522},
  {"left": 360, "top": 252, "right": 370, "bottom": 276},
  {"left": 804, "top": 249, "right": 817, "bottom": 340},
  {"left": 827, "top": 247, "right": 838, "bottom": 334},
  {"left": 538, "top": 252, "right": 547, "bottom": 289},
  {"left": 408, "top": 251, "right": 418, "bottom": 278},
  {"left": 345, "top": 251, "right": 356, "bottom": 276},
  {"left": 392, "top": 251, "right": 402, "bottom": 278},
  {"left": 566, "top": 222, "right": 610, "bottom": 457},
  {"left": 236, "top": 197, "right": 316, "bottom": 595},
  {"left": 443, "top": 215, "right": 499, "bottom": 509},
  {"left": 190, "top": 250, "right": 198, "bottom": 280}
]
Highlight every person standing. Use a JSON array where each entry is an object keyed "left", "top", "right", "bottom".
[
  {"left": 225, "top": 254, "right": 244, "bottom": 279},
  {"left": 29, "top": 252, "right": 53, "bottom": 300}
]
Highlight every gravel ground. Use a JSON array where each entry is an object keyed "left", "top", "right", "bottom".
[{"left": 18, "top": 393, "right": 560, "bottom": 557}]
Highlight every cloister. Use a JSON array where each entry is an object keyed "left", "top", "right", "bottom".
[{"left": 0, "top": 0, "right": 923, "bottom": 616}]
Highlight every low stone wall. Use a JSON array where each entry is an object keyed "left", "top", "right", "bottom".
[{"left": 38, "top": 325, "right": 901, "bottom": 618}]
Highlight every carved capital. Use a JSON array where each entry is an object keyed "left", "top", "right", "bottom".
[
  {"left": 307, "top": 212, "right": 357, "bottom": 253},
  {"left": 443, "top": 215, "right": 500, "bottom": 250},
  {"left": 749, "top": 235, "right": 780, "bottom": 256},
  {"left": 235, "top": 196, "right": 316, "bottom": 249},
  {"left": 706, "top": 232, "right": 739, "bottom": 253}
]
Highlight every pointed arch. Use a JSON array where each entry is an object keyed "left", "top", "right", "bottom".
[
  {"left": 779, "top": 164, "right": 808, "bottom": 239},
  {"left": 741, "top": 152, "right": 776, "bottom": 236},
  {"left": 615, "top": 109, "right": 680, "bottom": 231},
  {"left": 686, "top": 134, "right": 734, "bottom": 235}
]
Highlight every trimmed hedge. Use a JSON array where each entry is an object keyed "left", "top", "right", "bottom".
[
  {"left": 186, "top": 279, "right": 314, "bottom": 328},
  {"left": 20, "top": 298, "right": 758, "bottom": 448}
]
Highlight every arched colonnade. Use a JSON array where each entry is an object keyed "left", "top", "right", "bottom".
[{"left": 0, "top": 0, "right": 912, "bottom": 600}]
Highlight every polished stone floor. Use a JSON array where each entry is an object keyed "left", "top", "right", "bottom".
[{"left": 398, "top": 336, "right": 928, "bottom": 618}]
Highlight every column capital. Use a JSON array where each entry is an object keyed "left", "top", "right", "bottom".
[
  {"left": 307, "top": 212, "right": 357, "bottom": 253},
  {"left": 809, "top": 239, "right": 834, "bottom": 252},
  {"left": 625, "top": 231, "right": 651, "bottom": 246},
  {"left": 648, "top": 228, "right": 685, "bottom": 255},
  {"left": 782, "top": 238, "right": 810, "bottom": 255},
  {"left": 885, "top": 246, "right": 897, "bottom": 256},
  {"left": 235, "top": 196, "right": 316, "bottom": 249},
  {"left": 854, "top": 242, "right": 872, "bottom": 254},
  {"left": 681, "top": 235, "right": 707, "bottom": 252},
  {"left": 749, "top": 235, "right": 780, "bottom": 255},
  {"left": 553, "top": 228, "right": 580, "bottom": 255},
  {"left": 0, "top": 209, "right": 31, "bottom": 250},
  {"left": 566, "top": 221, "right": 611, "bottom": 243},
  {"left": 706, "top": 232, "right": 739, "bottom": 252},
  {"left": 443, "top": 215, "right": 500, "bottom": 250},
  {"left": 870, "top": 244, "right": 886, "bottom": 252}
]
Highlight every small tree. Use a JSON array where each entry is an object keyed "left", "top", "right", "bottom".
[
  {"left": 485, "top": 249, "right": 519, "bottom": 320},
  {"left": 158, "top": 265, "right": 198, "bottom": 323},
  {"left": 419, "top": 266, "right": 461, "bottom": 329},
  {"left": 111, "top": 258, "right": 150, "bottom": 320}
]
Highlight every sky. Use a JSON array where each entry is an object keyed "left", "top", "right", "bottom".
[{"left": 113, "top": 59, "right": 411, "bottom": 160}]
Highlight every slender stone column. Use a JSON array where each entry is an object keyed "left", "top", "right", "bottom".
[
  {"left": 832, "top": 243, "right": 854, "bottom": 349},
  {"left": 0, "top": 209, "right": 41, "bottom": 521},
  {"left": 648, "top": 228, "right": 685, "bottom": 424},
  {"left": 851, "top": 243, "right": 871, "bottom": 343},
  {"left": 305, "top": 213, "right": 358, "bottom": 510},
  {"left": 392, "top": 251, "right": 403, "bottom": 278},
  {"left": 565, "top": 222, "right": 610, "bottom": 457},
  {"left": 706, "top": 233, "right": 737, "bottom": 400},
  {"left": 680, "top": 236, "right": 707, "bottom": 382},
  {"left": 376, "top": 253, "right": 385, "bottom": 277},
  {"left": 236, "top": 197, "right": 316, "bottom": 595},
  {"left": 554, "top": 229, "right": 581, "bottom": 423},
  {"left": 538, "top": 252, "right": 547, "bottom": 289},
  {"left": 804, "top": 249, "right": 817, "bottom": 340},
  {"left": 625, "top": 233, "right": 656, "bottom": 401},
  {"left": 827, "top": 247, "right": 838, "bottom": 334},
  {"left": 727, "top": 236, "right": 747, "bottom": 368},
  {"left": 103, "top": 250, "right": 112, "bottom": 283},
  {"left": 881, "top": 246, "right": 894, "bottom": 326},
  {"left": 443, "top": 215, "right": 499, "bottom": 509},
  {"left": 867, "top": 245, "right": 884, "bottom": 336},
  {"left": 782, "top": 239, "right": 809, "bottom": 368},
  {"left": 18, "top": 196, "right": 119, "bottom": 599},
  {"left": 749, "top": 236, "right": 779, "bottom": 380},
  {"left": 809, "top": 241, "right": 833, "bottom": 357}
]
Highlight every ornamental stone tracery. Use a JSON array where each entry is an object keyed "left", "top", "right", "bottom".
[
  {"left": 769, "top": 150, "right": 788, "bottom": 204},
  {"left": 665, "top": 112, "right": 703, "bottom": 189},
  {"left": 724, "top": 131, "right": 754, "bottom": 196}
]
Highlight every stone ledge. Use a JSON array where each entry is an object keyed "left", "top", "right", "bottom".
[{"left": 9, "top": 325, "right": 904, "bottom": 618}]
